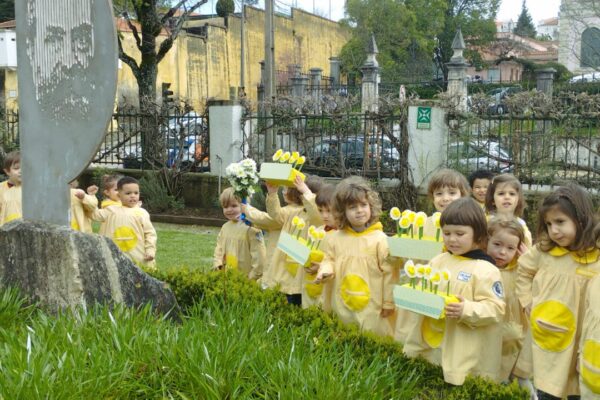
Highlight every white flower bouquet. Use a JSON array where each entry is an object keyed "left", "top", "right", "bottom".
[{"left": 225, "top": 158, "right": 259, "bottom": 201}]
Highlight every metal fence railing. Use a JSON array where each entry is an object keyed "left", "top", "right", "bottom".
[
  {"left": 0, "top": 111, "right": 19, "bottom": 152},
  {"left": 447, "top": 115, "right": 600, "bottom": 188},
  {"left": 242, "top": 113, "right": 405, "bottom": 179}
]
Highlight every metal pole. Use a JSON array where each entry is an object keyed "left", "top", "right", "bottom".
[
  {"left": 240, "top": 2, "right": 245, "bottom": 93},
  {"left": 264, "top": 0, "right": 275, "bottom": 156}
]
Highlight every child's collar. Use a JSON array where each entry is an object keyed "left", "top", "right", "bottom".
[
  {"left": 449, "top": 249, "right": 496, "bottom": 265},
  {"left": 548, "top": 246, "right": 600, "bottom": 264},
  {"left": 344, "top": 222, "right": 382, "bottom": 236}
]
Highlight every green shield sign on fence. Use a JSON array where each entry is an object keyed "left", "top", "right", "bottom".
[{"left": 417, "top": 107, "right": 432, "bottom": 130}]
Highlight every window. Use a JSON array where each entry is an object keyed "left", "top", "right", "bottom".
[{"left": 581, "top": 27, "right": 600, "bottom": 68}]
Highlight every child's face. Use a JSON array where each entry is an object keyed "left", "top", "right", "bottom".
[
  {"left": 118, "top": 183, "right": 140, "bottom": 208},
  {"left": 69, "top": 179, "right": 79, "bottom": 189},
  {"left": 318, "top": 205, "right": 335, "bottom": 228},
  {"left": 493, "top": 183, "right": 519, "bottom": 215},
  {"left": 222, "top": 200, "right": 241, "bottom": 221},
  {"left": 442, "top": 224, "right": 478, "bottom": 256},
  {"left": 104, "top": 183, "right": 120, "bottom": 202},
  {"left": 345, "top": 199, "right": 371, "bottom": 230},
  {"left": 545, "top": 207, "right": 577, "bottom": 249},
  {"left": 487, "top": 230, "right": 520, "bottom": 268},
  {"left": 472, "top": 178, "right": 491, "bottom": 204},
  {"left": 3, "top": 162, "right": 21, "bottom": 185},
  {"left": 432, "top": 186, "right": 461, "bottom": 212}
]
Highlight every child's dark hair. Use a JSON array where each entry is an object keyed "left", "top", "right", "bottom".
[
  {"left": 427, "top": 168, "right": 470, "bottom": 198},
  {"left": 485, "top": 174, "right": 525, "bottom": 217},
  {"left": 488, "top": 218, "right": 525, "bottom": 247},
  {"left": 468, "top": 169, "right": 495, "bottom": 188},
  {"left": 284, "top": 175, "right": 323, "bottom": 205},
  {"left": 333, "top": 176, "right": 381, "bottom": 229},
  {"left": 316, "top": 184, "right": 335, "bottom": 208},
  {"left": 440, "top": 197, "right": 488, "bottom": 247},
  {"left": 305, "top": 175, "right": 324, "bottom": 194},
  {"left": 537, "top": 184, "right": 598, "bottom": 253},
  {"left": 117, "top": 176, "right": 139, "bottom": 190},
  {"left": 2, "top": 150, "right": 20, "bottom": 171},
  {"left": 102, "top": 174, "right": 122, "bottom": 191}
]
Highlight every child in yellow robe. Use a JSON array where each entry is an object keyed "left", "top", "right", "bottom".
[
  {"left": 403, "top": 198, "right": 505, "bottom": 385},
  {"left": 487, "top": 218, "right": 535, "bottom": 398},
  {"left": 69, "top": 180, "right": 98, "bottom": 233},
  {"left": 468, "top": 169, "right": 495, "bottom": 210},
  {"left": 317, "top": 176, "right": 397, "bottom": 337},
  {"left": 92, "top": 176, "right": 157, "bottom": 271},
  {"left": 0, "top": 150, "right": 21, "bottom": 226},
  {"left": 517, "top": 184, "right": 600, "bottom": 399},
  {"left": 213, "top": 187, "right": 266, "bottom": 280},
  {"left": 100, "top": 174, "right": 122, "bottom": 208}
]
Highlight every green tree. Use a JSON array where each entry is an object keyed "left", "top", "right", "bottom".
[
  {"left": 216, "top": 0, "right": 234, "bottom": 27},
  {"left": 115, "top": 0, "right": 206, "bottom": 166},
  {"left": 513, "top": 0, "right": 537, "bottom": 38},
  {"left": 0, "top": 0, "right": 14, "bottom": 23}
]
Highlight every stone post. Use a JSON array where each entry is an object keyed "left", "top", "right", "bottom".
[
  {"left": 209, "top": 101, "right": 244, "bottom": 176},
  {"left": 536, "top": 68, "right": 556, "bottom": 97},
  {"left": 329, "top": 56, "right": 341, "bottom": 89},
  {"left": 292, "top": 70, "right": 308, "bottom": 98},
  {"left": 310, "top": 67, "right": 323, "bottom": 113},
  {"left": 258, "top": 60, "right": 265, "bottom": 115},
  {"left": 361, "top": 34, "right": 380, "bottom": 114},
  {"left": 446, "top": 28, "right": 469, "bottom": 112}
]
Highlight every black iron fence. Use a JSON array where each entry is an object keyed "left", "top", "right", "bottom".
[
  {"left": 0, "top": 111, "right": 18, "bottom": 152},
  {"left": 242, "top": 113, "right": 405, "bottom": 179},
  {"left": 447, "top": 115, "right": 600, "bottom": 188}
]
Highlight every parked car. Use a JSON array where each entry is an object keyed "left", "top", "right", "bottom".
[
  {"left": 486, "top": 86, "right": 523, "bottom": 115},
  {"left": 569, "top": 73, "right": 600, "bottom": 83},
  {"left": 448, "top": 140, "right": 512, "bottom": 172}
]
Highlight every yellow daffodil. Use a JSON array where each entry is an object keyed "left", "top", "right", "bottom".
[
  {"left": 389, "top": 207, "right": 401, "bottom": 220},
  {"left": 441, "top": 268, "right": 451, "bottom": 282},
  {"left": 297, "top": 218, "right": 306, "bottom": 230},
  {"left": 403, "top": 260, "right": 416, "bottom": 277},
  {"left": 414, "top": 211, "right": 427, "bottom": 228},
  {"left": 430, "top": 271, "right": 441, "bottom": 285},
  {"left": 290, "top": 151, "right": 300, "bottom": 164},
  {"left": 309, "top": 225, "right": 316, "bottom": 235},
  {"left": 415, "top": 264, "right": 425, "bottom": 278},
  {"left": 272, "top": 149, "right": 283, "bottom": 161},
  {"left": 292, "top": 216, "right": 300, "bottom": 226},
  {"left": 432, "top": 212, "right": 442, "bottom": 228},
  {"left": 402, "top": 209, "right": 412, "bottom": 218},
  {"left": 318, "top": 230, "right": 326, "bottom": 240},
  {"left": 281, "top": 151, "right": 291, "bottom": 162},
  {"left": 424, "top": 265, "right": 432, "bottom": 279},
  {"left": 399, "top": 216, "right": 411, "bottom": 229},
  {"left": 296, "top": 156, "right": 306, "bottom": 166},
  {"left": 407, "top": 211, "right": 416, "bottom": 224}
]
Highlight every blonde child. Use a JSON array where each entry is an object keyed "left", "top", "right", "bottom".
[
  {"left": 302, "top": 183, "right": 337, "bottom": 310},
  {"left": 487, "top": 218, "right": 536, "bottom": 399},
  {"left": 468, "top": 169, "right": 495, "bottom": 209},
  {"left": 579, "top": 272, "right": 600, "bottom": 399},
  {"left": 92, "top": 176, "right": 157, "bottom": 271},
  {"left": 516, "top": 184, "right": 600, "bottom": 399},
  {"left": 394, "top": 168, "right": 470, "bottom": 343},
  {"left": 403, "top": 197, "right": 505, "bottom": 385},
  {"left": 0, "top": 150, "right": 22, "bottom": 226},
  {"left": 69, "top": 179, "right": 98, "bottom": 233},
  {"left": 485, "top": 174, "right": 532, "bottom": 247},
  {"left": 243, "top": 176, "right": 322, "bottom": 300},
  {"left": 317, "top": 176, "right": 396, "bottom": 337},
  {"left": 212, "top": 187, "right": 266, "bottom": 280},
  {"left": 100, "top": 174, "right": 122, "bottom": 208}
]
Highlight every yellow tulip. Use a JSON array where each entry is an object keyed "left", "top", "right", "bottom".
[
  {"left": 272, "top": 149, "right": 283, "bottom": 161},
  {"left": 389, "top": 207, "right": 401, "bottom": 221},
  {"left": 281, "top": 152, "right": 291, "bottom": 162}
]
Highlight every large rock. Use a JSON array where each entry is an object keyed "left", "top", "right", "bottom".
[{"left": 0, "top": 220, "right": 179, "bottom": 316}]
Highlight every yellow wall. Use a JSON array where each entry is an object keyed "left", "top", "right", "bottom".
[{"left": 3, "top": 8, "right": 350, "bottom": 112}]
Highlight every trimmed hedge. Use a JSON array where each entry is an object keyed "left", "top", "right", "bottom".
[{"left": 156, "top": 268, "right": 528, "bottom": 399}]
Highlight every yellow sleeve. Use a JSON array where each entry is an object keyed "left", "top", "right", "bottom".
[
  {"left": 266, "top": 192, "right": 287, "bottom": 225},
  {"left": 248, "top": 227, "right": 266, "bottom": 280},
  {"left": 302, "top": 192, "right": 322, "bottom": 226},
  {"left": 213, "top": 227, "right": 225, "bottom": 269},
  {"left": 81, "top": 194, "right": 98, "bottom": 213},
  {"left": 141, "top": 211, "right": 157, "bottom": 259},
  {"left": 378, "top": 238, "right": 397, "bottom": 311},
  {"left": 245, "top": 205, "right": 281, "bottom": 230},
  {"left": 91, "top": 207, "right": 111, "bottom": 222},
  {"left": 459, "top": 266, "right": 505, "bottom": 327},
  {"left": 515, "top": 246, "right": 540, "bottom": 309},
  {"left": 318, "top": 234, "right": 336, "bottom": 277}
]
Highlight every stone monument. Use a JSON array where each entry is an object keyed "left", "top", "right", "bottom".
[{"left": 3, "top": 0, "right": 178, "bottom": 315}]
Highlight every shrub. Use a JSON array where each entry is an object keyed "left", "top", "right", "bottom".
[{"left": 139, "top": 171, "right": 184, "bottom": 213}]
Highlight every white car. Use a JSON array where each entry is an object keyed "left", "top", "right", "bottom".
[
  {"left": 448, "top": 140, "right": 512, "bottom": 173},
  {"left": 569, "top": 73, "right": 600, "bottom": 83}
]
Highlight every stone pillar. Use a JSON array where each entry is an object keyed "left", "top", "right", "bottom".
[
  {"left": 209, "top": 101, "right": 244, "bottom": 176},
  {"left": 536, "top": 68, "right": 556, "bottom": 97},
  {"left": 258, "top": 60, "right": 265, "bottom": 115},
  {"left": 361, "top": 34, "right": 380, "bottom": 114},
  {"left": 292, "top": 73, "right": 308, "bottom": 98},
  {"left": 329, "top": 56, "right": 341, "bottom": 89},
  {"left": 310, "top": 67, "right": 323, "bottom": 113},
  {"left": 446, "top": 28, "right": 469, "bottom": 112}
]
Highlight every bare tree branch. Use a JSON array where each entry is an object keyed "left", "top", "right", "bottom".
[
  {"left": 117, "top": 33, "right": 140, "bottom": 79},
  {"left": 157, "top": 0, "right": 208, "bottom": 63},
  {"left": 122, "top": 12, "right": 143, "bottom": 51}
]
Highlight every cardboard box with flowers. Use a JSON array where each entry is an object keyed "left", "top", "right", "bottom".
[
  {"left": 277, "top": 217, "right": 327, "bottom": 267},
  {"left": 386, "top": 208, "right": 444, "bottom": 261},
  {"left": 259, "top": 149, "right": 306, "bottom": 187},
  {"left": 393, "top": 260, "right": 458, "bottom": 319}
]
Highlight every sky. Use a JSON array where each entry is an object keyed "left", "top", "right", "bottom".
[{"left": 197, "top": 0, "right": 561, "bottom": 24}]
